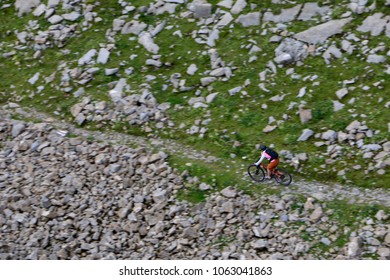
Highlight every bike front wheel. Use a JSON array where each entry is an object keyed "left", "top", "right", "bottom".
[
  {"left": 274, "top": 168, "right": 292, "bottom": 186},
  {"left": 247, "top": 164, "right": 266, "bottom": 182}
]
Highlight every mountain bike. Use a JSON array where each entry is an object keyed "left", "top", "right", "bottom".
[{"left": 247, "top": 163, "right": 292, "bottom": 186}]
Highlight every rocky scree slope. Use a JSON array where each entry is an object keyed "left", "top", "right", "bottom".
[
  {"left": 0, "top": 0, "right": 389, "bottom": 188},
  {"left": 1, "top": 111, "right": 390, "bottom": 260}
]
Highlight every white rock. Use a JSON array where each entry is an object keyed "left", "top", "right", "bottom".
[
  {"left": 348, "top": 237, "right": 362, "bottom": 258},
  {"left": 200, "top": 77, "right": 216, "bottom": 86},
  {"left": 48, "top": 15, "right": 63, "bottom": 24},
  {"left": 33, "top": 4, "right": 46, "bottom": 17},
  {"left": 206, "top": 93, "right": 218, "bottom": 103},
  {"left": 298, "top": 129, "right": 314, "bottom": 141},
  {"left": 15, "top": 0, "right": 41, "bottom": 16},
  {"left": 28, "top": 72, "right": 40, "bottom": 85},
  {"left": 367, "top": 55, "right": 386, "bottom": 64},
  {"left": 78, "top": 49, "right": 97, "bottom": 66},
  {"left": 216, "top": 12, "right": 234, "bottom": 27},
  {"left": 186, "top": 64, "right": 198, "bottom": 75},
  {"left": 105, "top": 68, "right": 119, "bottom": 76},
  {"left": 97, "top": 48, "right": 110, "bottom": 64},
  {"left": 294, "top": 18, "right": 352, "bottom": 44},
  {"left": 333, "top": 100, "right": 345, "bottom": 112},
  {"left": 217, "top": 0, "right": 234, "bottom": 9},
  {"left": 310, "top": 207, "right": 323, "bottom": 223},
  {"left": 12, "top": 123, "right": 26, "bottom": 138},
  {"left": 207, "top": 29, "right": 220, "bottom": 47},
  {"left": 109, "top": 78, "right": 127, "bottom": 102},
  {"left": 62, "top": 11, "right": 81, "bottom": 22},
  {"left": 236, "top": 12, "right": 260, "bottom": 27},
  {"left": 138, "top": 32, "right": 160, "bottom": 54},
  {"left": 231, "top": 0, "right": 247, "bottom": 14},
  {"left": 274, "top": 52, "right": 293, "bottom": 64},
  {"left": 336, "top": 88, "right": 349, "bottom": 99}
]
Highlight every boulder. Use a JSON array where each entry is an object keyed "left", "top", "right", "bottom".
[
  {"left": 294, "top": 18, "right": 352, "bottom": 44},
  {"left": 236, "top": 12, "right": 261, "bottom": 27},
  {"left": 15, "top": 0, "right": 41, "bottom": 16},
  {"left": 138, "top": 32, "right": 159, "bottom": 54},
  {"left": 297, "top": 129, "right": 314, "bottom": 141}
]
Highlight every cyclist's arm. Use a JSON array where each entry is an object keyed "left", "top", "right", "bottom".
[{"left": 255, "top": 153, "right": 265, "bottom": 166}]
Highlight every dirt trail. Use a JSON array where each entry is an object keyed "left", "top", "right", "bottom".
[{"left": 2, "top": 106, "right": 390, "bottom": 207}]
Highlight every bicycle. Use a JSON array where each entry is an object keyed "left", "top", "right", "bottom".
[{"left": 247, "top": 162, "right": 292, "bottom": 186}]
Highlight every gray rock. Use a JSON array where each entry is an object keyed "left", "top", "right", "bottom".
[
  {"left": 63, "top": 11, "right": 81, "bottom": 22},
  {"left": 186, "top": 64, "right": 198, "bottom": 75},
  {"left": 294, "top": 18, "right": 352, "bottom": 44},
  {"left": 48, "top": 15, "right": 63, "bottom": 24},
  {"left": 12, "top": 123, "right": 26, "bottom": 138},
  {"left": 75, "top": 114, "right": 86, "bottom": 125},
  {"left": 28, "top": 72, "right": 40, "bottom": 85},
  {"left": 113, "top": 18, "right": 125, "bottom": 31},
  {"left": 378, "top": 247, "right": 390, "bottom": 258},
  {"left": 105, "top": 68, "right": 119, "bottom": 76},
  {"left": 297, "top": 129, "right": 314, "bottom": 141},
  {"left": 221, "top": 187, "right": 237, "bottom": 198},
  {"left": 218, "top": 0, "right": 233, "bottom": 9},
  {"left": 347, "top": 237, "right": 362, "bottom": 258},
  {"left": 152, "top": 189, "right": 167, "bottom": 203},
  {"left": 200, "top": 77, "right": 217, "bottom": 86},
  {"left": 323, "top": 45, "right": 342, "bottom": 63},
  {"left": 336, "top": 88, "right": 349, "bottom": 99},
  {"left": 385, "top": 232, "right": 390, "bottom": 245},
  {"left": 310, "top": 207, "right": 323, "bottom": 223},
  {"left": 97, "top": 48, "right": 110, "bottom": 64},
  {"left": 236, "top": 12, "right": 261, "bottom": 27},
  {"left": 109, "top": 78, "right": 127, "bottom": 102},
  {"left": 299, "top": 108, "right": 312, "bottom": 124},
  {"left": 41, "top": 196, "right": 52, "bottom": 209},
  {"left": 206, "top": 93, "right": 218, "bottom": 103},
  {"left": 146, "top": 59, "right": 162, "bottom": 67},
  {"left": 47, "top": 0, "right": 60, "bottom": 8},
  {"left": 275, "top": 38, "right": 308, "bottom": 63},
  {"left": 322, "top": 130, "right": 337, "bottom": 141},
  {"left": 121, "top": 21, "right": 147, "bottom": 35},
  {"left": 33, "top": 4, "right": 46, "bottom": 17},
  {"left": 138, "top": 32, "right": 159, "bottom": 54},
  {"left": 15, "top": 0, "right": 41, "bottom": 16},
  {"left": 263, "top": 125, "right": 277, "bottom": 133},
  {"left": 109, "top": 164, "right": 122, "bottom": 173},
  {"left": 367, "top": 55, "right": 386, "bottom": 64},
  {"left": 263, "top": 5, "right": 302, "bottom": 23},
  {"left": 207, "top": 29, "right": 220, "bottom": 47},
  {"left": 192, "top": 3, "right": 212, "bottom": 18},
  {"left": 274, "top": 52, "right": 293, "bottom": 64},
  {"left": 251, "top": 239, "right": 268, "bottom": 249},
  {"left": 321, "top": 237, "right": 331, "bottom": 246},
  {"left": 216, "top": 12, "right": 234, "bottom": 27},
  {"left": 357, "top": 13, "right": 388, "bottom": 36},
  {"left": 231, "top": 0, "right": 247, "bottom": 14},
  {"left": 332, "top": 100, "right": 345, "bottom": 112},
  {"left": 78, "top": 49, "right": 97, "bottom": 66},
  {"left": 298, "top": 2, "right": 330, "bottom": 21}
]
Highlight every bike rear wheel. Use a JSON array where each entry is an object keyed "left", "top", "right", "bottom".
[
  {"left": 247, "top": 164, "right": 266, "bottom": 182},
  {"left": 274, "top": 168, "right": 292, "bottom": 186}
]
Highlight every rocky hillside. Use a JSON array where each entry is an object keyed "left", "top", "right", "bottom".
[
  {"left": 0, "top": 0, "right": 390, "bottom": 259},
  {"left": 0, "top": 0, "right": 389, "bottom": 188},
  {"left": 1, "top": 108, "right": 390, "bottom": 260}
]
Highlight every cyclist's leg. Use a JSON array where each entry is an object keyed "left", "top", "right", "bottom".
[{"left": 267, "top": 159, "right": 279, "bottom": 178}]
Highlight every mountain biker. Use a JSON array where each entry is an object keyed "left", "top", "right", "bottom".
[{"left": 254, "top": 144, "right": 279, "bottom": 180}]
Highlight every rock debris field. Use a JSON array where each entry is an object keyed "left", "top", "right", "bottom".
[{"left": 1, "top": 107, "right": 390, "bottom": 260}]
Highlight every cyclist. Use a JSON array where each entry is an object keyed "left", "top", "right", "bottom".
[{"left": 254, "top": 144, "right": 279, "bottom": 180}]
